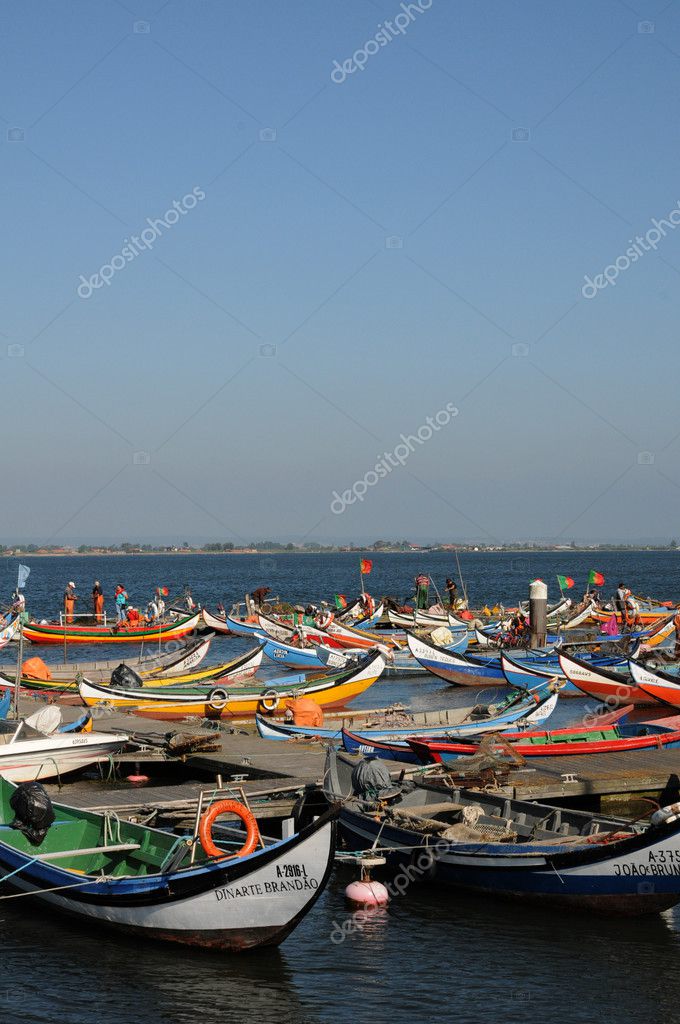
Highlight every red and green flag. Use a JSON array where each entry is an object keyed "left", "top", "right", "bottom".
[
  {"left": 360, "top": 559, "right": 373, "bottom": 575},
  {"left": 588, "top": 570, "right": 605, "bottom": 587},
  {"left": 334, "top": 594, "right": 348, "bottom": 609},
  {"left": 557, "top": 575, "right": 575, "bottom": 590}
]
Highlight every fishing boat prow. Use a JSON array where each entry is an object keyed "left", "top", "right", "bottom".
[{"left": 0, "top": 778, "right": 338, "bottom": 951}]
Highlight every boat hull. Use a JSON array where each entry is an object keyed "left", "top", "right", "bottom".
[
  {"left": 336, "top": 809, "right": 680, "bottom": 915},
  {"left": 406, "top": 633, "right": 506, "bottom": 687},
  {"left": 3, "top": 644, "right": 264, "bottom": 696},
  {"left": 200, "top": 609, "right": 232, "bottom": 635},
  {"left": 558, "top": 652, "right": 654, "bottom": 706},
  {"left": 24, "top": 614, "right": 202, "bottom": 646},
  {"left": 0, "top": 734, "right": 126, "bottom": 782},
  {"left": 79, "top": 652, "right": 386, "bottom": 720},
  {"left": 629, "top": 660, "right": 680, "bottom": 709},
  {"left": 0, "top": 810, "right": 337, "bottom": 950},
  {"left": 591, "top": 608, "right": 671, "bottom": 625}
]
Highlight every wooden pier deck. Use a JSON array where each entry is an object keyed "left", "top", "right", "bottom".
[
  {"left": 497, "top": 748, "right": 680, "bottom": 808},
  {"left": 22, "top": 696, "right": 680, "bottom": 819}
]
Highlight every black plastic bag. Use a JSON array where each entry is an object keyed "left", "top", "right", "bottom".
[
  {"left": 111, "top": 663, "right": 143, "bottom": 689},
  {"left": 10, "top": 782, "right": 55, "bottom": 846}
]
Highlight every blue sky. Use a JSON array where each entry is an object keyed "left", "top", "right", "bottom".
[{"left": 2, "top": 0, "right": 680, "bottom": 545}]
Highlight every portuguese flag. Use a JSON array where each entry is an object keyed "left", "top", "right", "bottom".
[
  {"left": 557, "top": 575, "right": 575, "bottom": 590},
  {"left": 360, "top": 559, "right": 373, "bottom": 575},
  {"left": 588, "top": 570, "right": 605, "bottom": 587},
  {"left": 334, "top": 594, "right": 348, "bottom": 609}
]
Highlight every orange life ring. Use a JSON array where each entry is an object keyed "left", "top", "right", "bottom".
[{"left": 198, "top": 799, "right": 261, "bottom": 860}]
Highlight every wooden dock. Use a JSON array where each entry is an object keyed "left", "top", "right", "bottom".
[
  {"left": 501, "top": 748, "right": 680, "bottom": 807},
  {"left": 24, "top": 696, "right": 680, "bottom": 820}
]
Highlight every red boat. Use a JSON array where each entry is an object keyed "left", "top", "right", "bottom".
[
  {"left": 407, "top": 709, "right": 680, "bottom": 764},
  {"left": 557, "top": 650, "right": 656, "bottom": 707}
]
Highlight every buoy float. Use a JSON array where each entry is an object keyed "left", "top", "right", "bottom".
[
  {"left": 345, "top": 879, "right": 390, "bottom": 907},
  {"left": 127, "top": 774, "right": 149, "bottom": 785}
]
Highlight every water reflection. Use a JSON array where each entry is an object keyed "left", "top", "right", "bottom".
[{"left": 0, "top": 896, "right": 324, "bottom": 1024}]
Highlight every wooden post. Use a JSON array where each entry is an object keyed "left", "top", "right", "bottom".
[
  {"left": 529, "top": 578, "right": 547, "bottom": 650},
  {"left": 13, "top": 620, "right": 23, "bottom": 719}
]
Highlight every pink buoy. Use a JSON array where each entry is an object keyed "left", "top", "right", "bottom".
[
  {"left": 345, "top": 879, "right": 390, "bottom": 907},
  {"left": 126, "top": 774, "right": 149, "bottom": 785}
]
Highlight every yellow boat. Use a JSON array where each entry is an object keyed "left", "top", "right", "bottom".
[{"left": 78, "top": 651, "right": 386, "bottom": 720}]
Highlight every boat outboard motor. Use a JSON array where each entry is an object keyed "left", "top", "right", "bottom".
[
  {"left": 10, "top": 781, "right": 55, "bottom": 846},
  {"left": 351, "top": 757, "right": 401, "bottom": 802},
  {"left": 111, "top": 664, "right": 143, "bottom": 689}
]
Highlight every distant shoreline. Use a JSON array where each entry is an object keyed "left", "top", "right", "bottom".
[{"left": 1, "top": 548, "right": 676, "bottom": 558}]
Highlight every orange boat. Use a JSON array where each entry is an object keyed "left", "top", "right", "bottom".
[
  {"left": 591, "top": 605, "right": 675, "bottom": 626},
  {"left": 23, "top": 612, "right": 202, "bottom": 646}
]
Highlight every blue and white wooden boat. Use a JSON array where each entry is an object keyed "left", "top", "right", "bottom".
[
  {"left": 347, "top": 602, "right": 385, "bottom": 629},
  {"left": 0, "top": 616, "right": 20, "bottom": 649},
  {"left": 501, "top": 650, "right": 630, "bottom": 698},
  {"left": 338, "top": 686, "right": 559, "bottom": 761},
  {"left": 255, "top": 681, "right": 558, "bottom": 742},
  {"left": 256, "top": 634, "right": 330, "bottom": 671},
  {"left": 408, "top": 630, "right": 629, "bottom": 691},
  {"left": 500, "top": 650, "right": 580, "bottom": 697},
  {"left": 224, "top": 613, "right": 263, "bottom": 637},
  {"left": 314, "top": 643, "right": 431, "bottom": 677},
  {"left": 406, "top": 632, "right": 508, "bottom": 687},
  {"left": 325, "top": 749, "right": 680, "bottom": 915}
]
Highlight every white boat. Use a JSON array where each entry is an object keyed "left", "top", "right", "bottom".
[
  {"left": 559, "top": 599, "right": 596, "bottom": 630},
  {"left": 0, "top": 718, "right": 128, "bottom": 782},
  {"left": 201, "top": 608, "right": 232, "bottom": 635},
  {"left": 0, "top": 634, "right": 213, "bottom": 683},
  {"left": 387, "top": 608, "right": 449, "bottom": 629}
]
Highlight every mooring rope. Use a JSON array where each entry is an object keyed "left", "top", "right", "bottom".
[{"left": 0, "top": 875, "right": 115, "bottom": 900}]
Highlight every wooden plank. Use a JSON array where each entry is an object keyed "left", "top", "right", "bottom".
[{"left": 503, "top": 749, "right": 680, "bottom": 801}]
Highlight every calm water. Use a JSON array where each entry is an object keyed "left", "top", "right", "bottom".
[
  {"left": 4, "top": 548, "right": 680, "bottom": 618},
  {"left": 2, "top": 550, "right": 680, "bottom": 1024}
]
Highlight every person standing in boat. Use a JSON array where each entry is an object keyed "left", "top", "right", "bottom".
[
  {"left": 414, "top": 574, "right": 430, "bottom": 610},
  {"left": 114, "top": 584, "right": 128, "bottom": 623},
  {"left": 615, "top": 582, "right": 627, "bottom": 622},
  {"left": 92, "top": 581, "right": 105, "bottom": 623},
  {"left": 624, "top": 590, "right": 640, "bottom": 632},
  {"left": 508, "top": 612, "right": 529, "bottom": 647},
  {"left": 64, "top": 582, "right": 78, "bottom": 624},
  {"left": 252, "top": 586, "right": 271, "bottom": 609},
  {"left": 146, "top": 595, "right": 159, "bottom": 624},
  {"left": 445, "top": 578, "right": 458, "bottom": 609}
]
